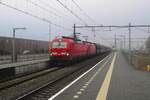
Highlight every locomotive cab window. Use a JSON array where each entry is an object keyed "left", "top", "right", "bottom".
[{"left": 52, "top": 42, "right": 67, "bottom": 48}]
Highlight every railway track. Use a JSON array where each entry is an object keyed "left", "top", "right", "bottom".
[
  {"left": 0, "top": 66, "right": 64, "bottom": 100},
  {"left": 0, "top": 53, "right": 108, "bottom": 100},
  {"left": 17, "top": 54, "right": 108, "bottom": 100},
  {"left": 0, "top": 67, "right": 60, "bottom": 90},
  {"left": 17, "top": 65, "right": 85, "bottom": 100}
]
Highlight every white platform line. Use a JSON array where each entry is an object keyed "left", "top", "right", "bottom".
[{"left": 48, "top": 54, "right": 112, "bottom": 100}]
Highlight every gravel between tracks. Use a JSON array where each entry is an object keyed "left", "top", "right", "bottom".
[
  {"left": 19, "top": 53, "right": 108, "bottom": 100},
  {"left": 0, "top": 53, "right": 108, "bottom": 100}
]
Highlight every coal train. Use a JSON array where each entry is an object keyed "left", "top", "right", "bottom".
[{"left": 49, "top": 36, "right": 111, "bottom": 62}]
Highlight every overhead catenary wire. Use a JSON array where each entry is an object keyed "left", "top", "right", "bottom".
[
  {"left": 133, "top": 27, "right": 149, "bottom": 33},
  {"left": 71, "top": 0, "right": 97, "bottom": 25},
  {"left": 56, "top": 0, "right": 88, "bottom": 25},
  {"left": 28, "top": 0, "right": 74, "bottom": 24},
  {"left": 0, "top": 1, "right": 72, "bottom": 31},
  {"left": 38, "top": 0, "right": 76, "bottom": 23},
  {"left": 98, "top": 36, "right": 114, "bottom": 47}
]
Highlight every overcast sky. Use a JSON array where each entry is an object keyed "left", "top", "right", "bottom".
[{"left": 0, "top": 0, "right": 150, "bottom": 47}]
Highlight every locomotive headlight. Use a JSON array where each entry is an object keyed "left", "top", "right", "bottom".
[
  {"left": 51, "top": 52, "right": 57, "bottom": 55},
  {"left": 66, "top": 53, "right": 69, "bottom": 56}
]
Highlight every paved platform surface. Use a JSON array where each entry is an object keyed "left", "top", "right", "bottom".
[
  {"left": 107, "top": 52, "right": 150, "bottom": 100},
  {"left": 49, "top": 52, "right": 150, "bottom": 100}
]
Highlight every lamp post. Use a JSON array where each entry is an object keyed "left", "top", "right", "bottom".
[{"left": 12, "top": 27, "right": 26, "bottom": 63}]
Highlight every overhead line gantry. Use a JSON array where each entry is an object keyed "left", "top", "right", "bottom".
[{"left": 73, "top": 24, "right": 150, "bottom": 63}]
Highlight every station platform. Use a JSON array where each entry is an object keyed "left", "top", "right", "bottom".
[
  {"left": 0, "top": 58, "right": 50, "bottom": 78},
  {"left": 0, "top": 58, "right": 49, "bottom": 70},
  {"left": 48, "top": 52, "right": 150, "bottom": 100}
]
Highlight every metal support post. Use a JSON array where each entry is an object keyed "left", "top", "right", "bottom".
[
  {"left": 73, "top": 24, "right": 76, "bottom": 39},
  {"left": 115, "top": 33, "right": 117, "bottom": 50},
  {"left": 124, "top": 36, "right": 126, "bottom": 49},
  {"left": 128, "top": 23, "right": 132, "bottom": 63},
  {"left": 12, "top": 29, "right": 15, "bottom": 63},
  {"left": 12, "top": 27, "right": 26, "bottom": 63},
  {"left": 49, "top": 23, "right": 51, "bottom": 46}
]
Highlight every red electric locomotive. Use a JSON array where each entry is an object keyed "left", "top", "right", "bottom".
[{"left": 49, "top": 36, "right": 96, "bottom": 62}]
